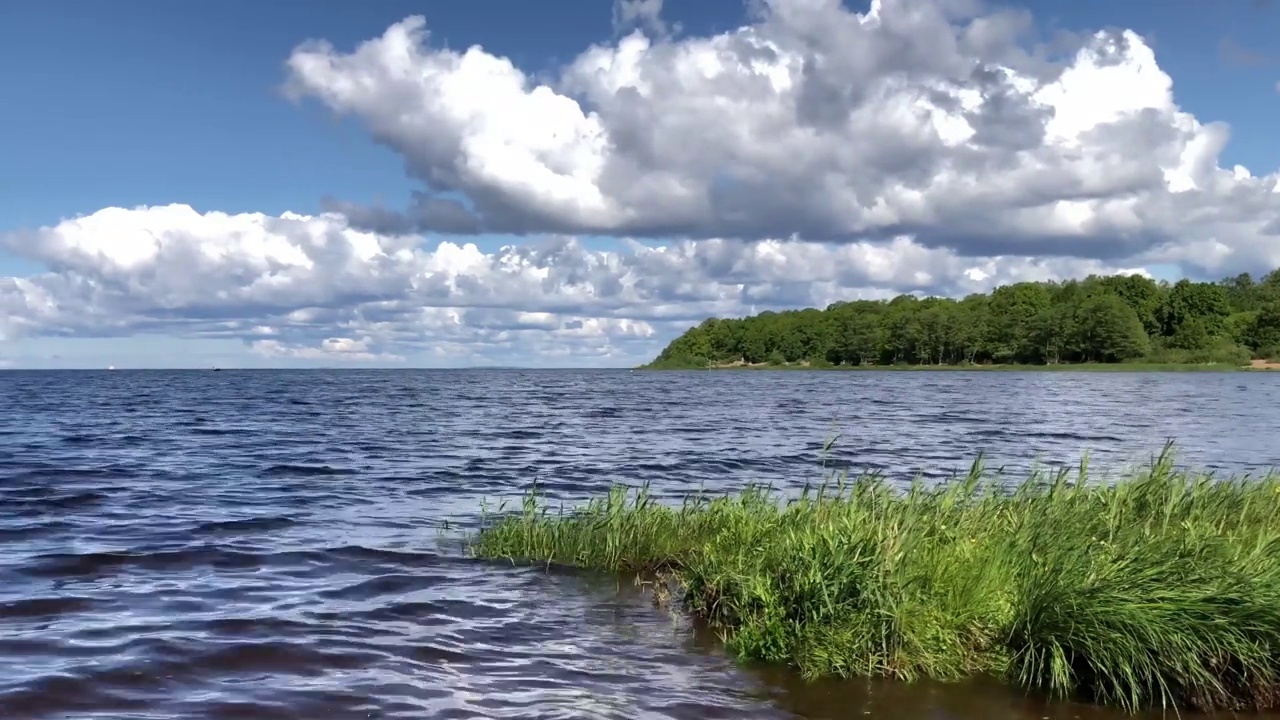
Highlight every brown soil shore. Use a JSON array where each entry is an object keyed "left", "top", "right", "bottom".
[{"left": 1251, "top": 359, "right": 1280, "bottom": 370}]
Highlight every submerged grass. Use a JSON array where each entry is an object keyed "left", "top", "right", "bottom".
[{"left": 468, "top": 444, "right": 1280, "bottom": 714}]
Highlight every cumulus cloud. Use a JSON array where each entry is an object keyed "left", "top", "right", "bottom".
[
  {"left": 251, "top": 337, "right": 406, "bottom": 363},
  {"left": 0, "top": 204, "right": 1150, "bottom": 364},
  {"left": 283, "top": 0, "right": 1280, "bottom": 269}
]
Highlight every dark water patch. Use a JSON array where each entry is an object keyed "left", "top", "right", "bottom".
[
  {"left": 491, "top": 428, "right": 543, "bottom": 440},
  {"left": 21, "top": 550, "right": 192, "bottom": 578},
  {"left": 0, "top": 525, "right": 61, "bottom": 542},
  {"left": 6, "top": 467, "right": 133, "bottom": 483},
  {"left": 403, "top": 482, "right": 460, "bottom": 498},
  {"left": 194, "top": 516, "right": 299, "bottom": 535},
  {"left": 318, "top": 573, "right": 443, "bottom": 601},
  {"left": 0, "top": 596, "right": 103, "bottom": 619},
  {"left": 1, "top": 491, "right": 112, "bottom": 513},
  {"left": 190, "top": 426, "right": 253, "bottom": 436},
  {"left": 0, "top": 639, "right": 61, "bottom": 655},
  {"left": 261, "top": 464, "right": 357, "bottom": 477},
  {"left": 750, "top": 671, "right": 1137, "bottom": 720},
  {"left": 196, "top": 616, "right": 336, "bottom": 639},
  {"left": 59, "top": 434, "right": 98, "bottom": 444},
  {"left": 1020, "top": 430, "right": 1128, "bottom": 443},
  {"left": 324, "top": 545, "right": 449, "bottom": 569},
  {"left": 198, "top": 700, "right": 320, "bottom": 720},
  {"left": 354, "top": 597, "right": 500, "bottom": 623},
  {"left": 0, "top": 674, "right": 148, "bottom": 717},
  {"left": 193, "top": 640, "right": 383, "bottom": 675},
  {"left": 20, "top": 546, "right": 362, "bottom": 578}
]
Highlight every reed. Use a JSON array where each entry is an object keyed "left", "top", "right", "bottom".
[{"left": 468, "top": 444, "right": 1280, "bottom": 714}]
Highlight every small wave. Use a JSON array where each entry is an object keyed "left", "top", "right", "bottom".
[
  {"left": 20, "top": 547, "right": 291, "bottom": 578},
  {"left": 261, "top": 464, "right": 356, "bottom": 477},
  {"left": 491, "top": 428, "right": 542, "bottom": 440},
  {"left": 20, "top": 545, "right": 455, "bottom": 580},
  {"left": 197, "top": 616, "right": 324, "bottom": 639},
  {"left": 8, "top": 467, "right": 131, "bottom": 483},
  {"left": 194, "top": 516, "right": 298, "bottom": 535},
  {"left": 191, "top": 427, "right": 251, "bottom": 436},
  {"left": 21, "top": 550, "right": 200, "bottom": 578},
  {"left": 318, "top": 573, "right": 442, "bottom": 601},
  {"left": 195, "top": 640, "right": 382, "bottom": 675},
  {"left": 1020, "top": 430, "right": 1125, "bottom": 443},
  {"left": 356, "top": 599, "right": 453, "bottom": 621},
  {"left": 323, "top": 545, "right": 445, "bottom": 568},
  {"left": 2, "top": 491, "right": 112, "bottom": 513},
  {"left": 60, "top": 434, "right": 98, "bottom": 444},
  {"left": 0, "top": 673, "right": 144, "bottom": 717},
  {"left": 0, "top": 525, "right": 60, "bottom": 541}
]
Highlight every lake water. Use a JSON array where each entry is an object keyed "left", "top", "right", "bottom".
[{"left": 2, "top": 369, "right": 1278, "bottom": 719}]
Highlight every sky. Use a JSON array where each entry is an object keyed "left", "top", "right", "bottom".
[{"left": 2, "top": 0, "right": 1279, "bottom": 369}]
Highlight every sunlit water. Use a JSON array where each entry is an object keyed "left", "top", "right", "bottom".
[{"left": 2, "top": 369, "right": 1278, "bottom": 719}]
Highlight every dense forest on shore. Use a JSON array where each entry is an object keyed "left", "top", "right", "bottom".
[{"left": 646, "top": 269, "right": 1280, "bottom": 368}]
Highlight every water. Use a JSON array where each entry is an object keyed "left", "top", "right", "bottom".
[{"left": 2, "top": 369, "right": 1278, "bottom": 719}]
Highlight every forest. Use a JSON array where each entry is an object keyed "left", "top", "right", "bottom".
[{"left": 645, "top": 269, "right": 1280, "bottom": 368}]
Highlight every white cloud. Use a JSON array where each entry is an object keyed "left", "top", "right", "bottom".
[
  {"left": 251, "top": 337, "right": 406, "bottom": 363},
  {"left": 0, "top": 204, "right": 1149, "bottom": 365},
  {"left": 284, "top": 0, "right": 1280, "bottom": 272}
]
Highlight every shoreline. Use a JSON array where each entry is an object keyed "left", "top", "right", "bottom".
[
  {"left": 640, "top": 361, "right": 1274, "bottom": 372},
  {"left": 469, "top": 448, "right": 1280, "bottom": 714}
]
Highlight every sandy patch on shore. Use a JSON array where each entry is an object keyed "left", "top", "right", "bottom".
[{"left": 1250, "top": 359, "right": 1280, "bottom": 370}]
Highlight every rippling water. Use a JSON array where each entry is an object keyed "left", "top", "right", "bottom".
[{"left": 3, "top": 369, "right": 1279, "bottom": 719}]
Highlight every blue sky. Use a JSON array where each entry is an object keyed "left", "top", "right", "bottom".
[{"left": 2, "top": 0, "right": 1279, "bottom": 368}]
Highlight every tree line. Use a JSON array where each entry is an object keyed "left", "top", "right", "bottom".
[{"left": 646, "top": 270, "right": 1280, "bottom": 368}]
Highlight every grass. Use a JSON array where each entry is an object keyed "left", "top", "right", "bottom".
[{"left": 468, "top": 444, "right": 1280, "bottom": 714}]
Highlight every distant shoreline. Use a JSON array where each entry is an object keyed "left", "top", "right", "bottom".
[{"left": 640, "top": 360, "right": 1280, "bottom": 372}]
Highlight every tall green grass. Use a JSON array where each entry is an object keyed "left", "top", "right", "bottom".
[{"left": 468, "top": 444, "right": 1280, "bottom": 714}]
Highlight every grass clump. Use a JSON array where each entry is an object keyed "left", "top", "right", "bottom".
[{"left": 468, "top": 444, "right": 1280, "bottom": 714}]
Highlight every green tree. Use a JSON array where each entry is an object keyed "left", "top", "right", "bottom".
[
  {"left": 1069, "top": 295, "right": 1149, "bottom": 361},
  {"left": 1220, "top": 272, "right": 1258, "bottom": 313},
  {"left": 987, "top": 283, "right": 1051, "bottom": 362},
  {"left": 645, "top": 266, "right": 1275, "bottom": 369},
  {"left": 1247, "top": 303, "right": 1280, "bottom": 356},
  {"left": 1168, "top": 317, "right": 1212, "bottom": 352},
  {"left": 1158, "top": 279, "right": 1230, "bottom": 343},
  {"left": 1100, "top": 273, "right": 1164, "bottom": 336}
]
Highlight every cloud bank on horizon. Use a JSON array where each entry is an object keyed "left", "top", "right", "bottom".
[{"left": 4, "top": 0, "right": 1280, "bottom": 366}]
